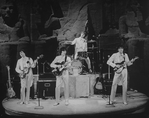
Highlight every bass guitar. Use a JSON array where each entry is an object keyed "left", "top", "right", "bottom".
[
  {"left": 19, "top": 54, "right": 44, "bottom": 79},
  {"left": 6, "top": 65, "right": 15, "bottom": 98},
  {"left": 114, "top": 56, "right": 139, "bottom": 74}
]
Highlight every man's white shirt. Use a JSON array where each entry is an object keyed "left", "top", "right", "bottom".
[{"left": 72, "top": 37, "right": 87, "bottom": 52}]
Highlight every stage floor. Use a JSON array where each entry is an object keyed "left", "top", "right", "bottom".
[{"left": 2, "top": 91, "right": 149, "bottom": 117}]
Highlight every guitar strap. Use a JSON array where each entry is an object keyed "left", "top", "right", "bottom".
[
  {"left": 64, "top": 55, "right": 67, "bottom": 62},
  {"left": 27, "top": 57, "right": 31, "bottom": 71},
  {"left": 123, "top": 53, "right": 125, "bottom": 62},
  {"left": 121, "top": 53, "right": 126, "bottom": 69},
  {"left": 27, "top": 57, "right": 30, "bottom": 64}
]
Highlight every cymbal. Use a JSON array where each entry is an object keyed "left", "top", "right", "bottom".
[{"left": 88, "top": 40, "right": 96, "bottom": 43}]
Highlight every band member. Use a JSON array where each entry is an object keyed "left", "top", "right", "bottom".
[
  {"left": 65, "top": 31, "right": 92, "bottom": 73},
  {"left": 15, "top": 50, "right": 37, "bottom": 105},
  {"left": 107, "top": 46, "right": 133, "bottom": 105},
  {"left": 50, "top": 47, "right": 71, "bottom": 106}
]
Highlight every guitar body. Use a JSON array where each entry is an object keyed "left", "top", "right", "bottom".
[
  {"left": 52, "top": 67, "right": 62, "bottom": 76},
  {"left": 7, "top": 86, "right": 15, "bottom": 98},
  {"left": 95, "top": 81, "right": 103, "bottom": 90},
  {"left": 19, "top": 67, "right": 30, "bottom": 79},
  {"left": 52, "top": 61, "right": 69, "bottom": 76},
  {"left": 94, "top": 81, "right": 103, "bottom": 94},
  {"left": 114, "top": 67, "right": 125, "bottom": 74},
  {"left": 114, "top": 57, "right": 139, "bottom": 74},
  {"left": 52, "top": 66, "right": 67, "bottom": 76},
  {"left": 114, "top": 61, "right": 125, "bottom": 74}
]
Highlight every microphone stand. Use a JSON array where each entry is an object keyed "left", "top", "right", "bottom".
[
  {"left": 34, "top": 60, "right": 44, "bottom": 109},
  {"left": 106, "top": 55, "right": 115, "bottom": 107},
  {"left": 41, "top": 61, "right": 46, "bottom": 74}
]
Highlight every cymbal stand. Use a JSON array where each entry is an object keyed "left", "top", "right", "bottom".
[
  {"left": 41, "top": 61, "right": 46, "bottom": 74},
  {"left": 34, "top": 60, "right": 44, "bottom": 109},
  {"left": 90, "top": 43, "right": 95, "bottom": 73}
]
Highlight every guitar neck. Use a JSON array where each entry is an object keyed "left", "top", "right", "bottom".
[
  {"left": 34, "top": 54, "right": 43, "bottom": 64},
  {"left": 7, "top": 66, "right": 12, "bottom": 88}
]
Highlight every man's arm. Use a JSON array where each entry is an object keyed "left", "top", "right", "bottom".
[
  {"left": 50, "top": 57, "right": 61, "bottom": 68},
  {"left": 15, "top": 60, "right": 22, "bottom": 74},
  {"left": 71, "top": 38, "right": 77, "bottom": 45},
  {"left": 107, "top": 54, "right": 116, "bottom": 68},
  {"left": 29, "top": 58, "right": 37, "bottom": 68},
  {"left": 124, "top": 54, "right": 133, "bottom": 66},
  {"left": 64, "top": 38, "right": 77, "bottom": 45},
  {"left": 64, "top": 41, "right": 72, "bottom": 44}
]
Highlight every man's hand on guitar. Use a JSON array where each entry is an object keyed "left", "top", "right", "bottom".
[
  {"left": 127, "top": 57, "right": 139, "bottom": 66},
  {"left": 56, "top": 65, "right": 62, "bottom": 68},
  {"left": 127, "top": 59, "right": 134, "bottom": 66},
  {"left": 21, "top": 70, "right": 24, "bottom": 74},
  {"left": 115, "top": 64, "right": 120, "bottom": 68},
  {"left": 19, "top": 71, "right": 24, "bottom": 78}
]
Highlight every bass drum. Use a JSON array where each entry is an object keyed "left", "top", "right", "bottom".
[{"left": 69, "top": 59, "right": 82, "bottom": 76}]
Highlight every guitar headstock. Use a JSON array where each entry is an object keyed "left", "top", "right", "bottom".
[
  {"left": 6, "top": 65, "right": 10, "bottom": 70},
  {"left": 134, "top": 56, "right": 139, "bottom": 60},
  {"left": 131, "top": 56, "right": 139, "bottom": 62},
  {"left": 37, "top": 54, "right": 44, "bottom": 60}
]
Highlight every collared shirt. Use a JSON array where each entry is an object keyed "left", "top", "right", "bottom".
[
  {"left": 72, "top": 37, "right": 87, "bottom": 52},
  {"left": 107, "top": 52, "right": 130, "bottom": 68}
]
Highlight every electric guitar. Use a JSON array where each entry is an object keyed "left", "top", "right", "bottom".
[
  {"left": 95, "top": 81, "right": 103, "bottom": 90},
  {"left": 6, "top": 65, "right": 15, "bottom": 98},
  {"left": 114, "top": 56, "right": 139, "bottom": 74},
  {"left": 19, "top": 54, "right": 44, "bottom": 79},
  {"left": 52, "top": 61, "right": 71, "bottom": 76}
]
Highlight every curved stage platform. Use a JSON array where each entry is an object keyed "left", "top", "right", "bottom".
[{"left": 2, "top": 91, "right": 149, "bottom": 118}]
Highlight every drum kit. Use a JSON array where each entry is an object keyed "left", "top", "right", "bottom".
[
  {"left": 68, "top": 39, "right": 99, "bottom": 75},
  {"left": 51, "top": 39, "right": 99, "bottom": 76}
]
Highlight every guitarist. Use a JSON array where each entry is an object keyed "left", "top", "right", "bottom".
[
  {"left": 107, "top": 45, "right": 134, "bottom": 105},
  {"left": 15, "top": 50, "right": 37, "bottom": 105},
  {"left": 50, "top": 47, "right": 71, "bottom": 106}
]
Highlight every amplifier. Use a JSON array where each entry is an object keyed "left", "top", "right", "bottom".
[
  {"left": 37, "top": 80, "right": 56, "bottom": 98},
  {"left": 37, "top": 73, "right": 56, "bottom": 98}
]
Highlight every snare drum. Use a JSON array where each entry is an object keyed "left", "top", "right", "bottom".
[{"left": 69, "top": 59, "right": 82, "bottom": 76}]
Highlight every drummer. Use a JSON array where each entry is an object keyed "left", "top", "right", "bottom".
[{"left": 65, "top": 31, "right": 92, "bottom": 73}]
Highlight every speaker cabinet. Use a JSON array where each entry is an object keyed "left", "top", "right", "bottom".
[{"left": 76, "top": 75, "right": 89, "bottom": 97}]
